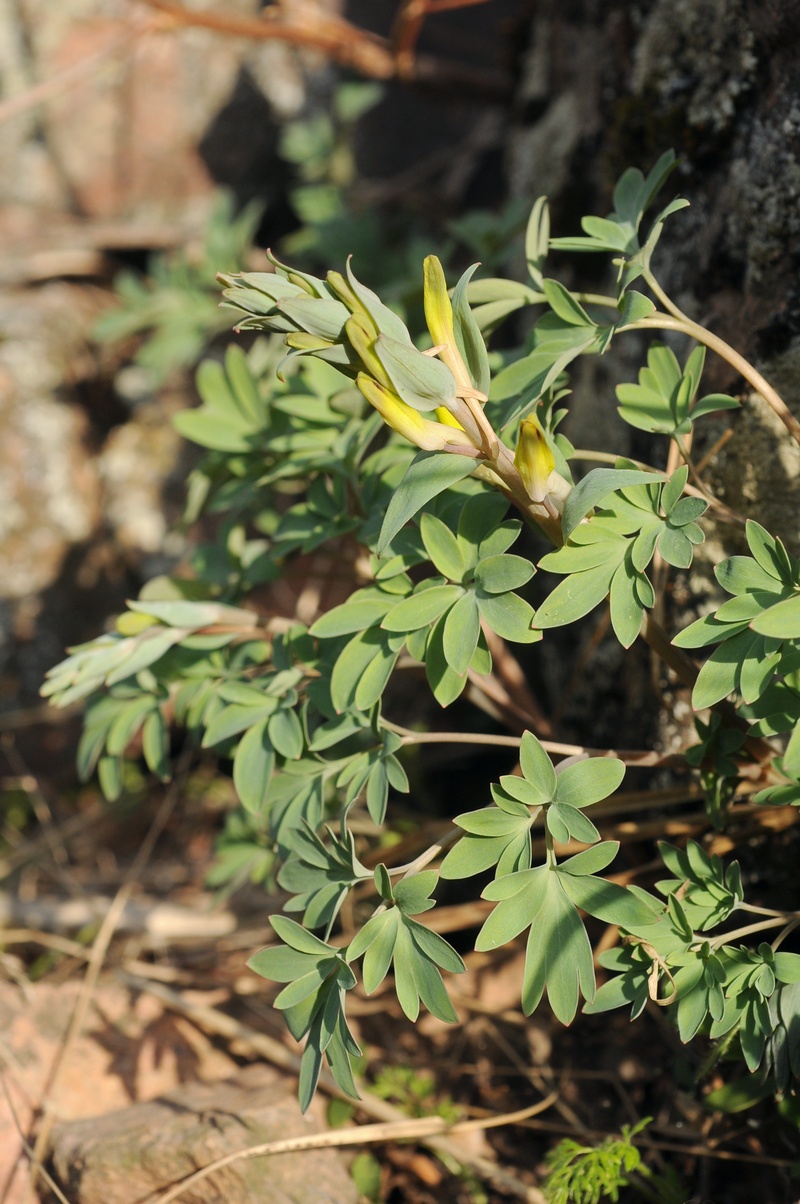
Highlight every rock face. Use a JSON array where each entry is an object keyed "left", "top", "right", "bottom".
[
  {"left": 50, "top": 1065, "right": 358, "bottom": 1204},
  {"left": 509, "top": 0, "right": 800, "bottom": 423}
]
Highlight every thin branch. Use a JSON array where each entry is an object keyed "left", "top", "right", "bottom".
[
  {"left": 151, "top": 1094, "right": 558, "bottom": 1204},
  {"left": 138, "top": 0, "right": 512, "bottom": 97}
]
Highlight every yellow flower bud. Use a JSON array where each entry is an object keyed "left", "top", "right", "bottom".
[
  {"left": 514, "top": 416, "right": 556, "bottom": 503},
  {"left": 356, "top": 374, "right": 475, "bottom": 453},
  {"left": 422, "top": 255, "right": 473, "bottom": 395}
]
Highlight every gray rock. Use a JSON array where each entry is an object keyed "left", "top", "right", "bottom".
[{"left": 50, "top": 1064, "right": 359, "bottom": 1204}]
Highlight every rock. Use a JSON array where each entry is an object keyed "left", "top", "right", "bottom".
[
  {"left": 50, "top": 1064, "right": 359, "bottom": 1204},
  {"left": 0, "top": 285, "right": 101, "bottom": 603},
  {"left": 0, "top": 979, "right": 239, "bottom": 1204}
]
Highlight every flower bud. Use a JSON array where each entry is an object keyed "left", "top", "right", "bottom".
[{"left": 514, "top": 416, "right": 556, "bottom": 503}]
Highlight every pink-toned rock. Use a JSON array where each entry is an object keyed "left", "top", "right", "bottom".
[
  {"left": 50, "top": 1065, "right": 359, "bottom": 1204},
  {"left": 0, "top": 979, "right": 238, "bottom": 1203}
]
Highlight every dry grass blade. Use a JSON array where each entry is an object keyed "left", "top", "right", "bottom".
[
  {"left": 22, "top": 748, "right": 193, "bottom": 1199},
  {"left": 150, "top": 1093, "right": 558, "bottom": 1204},
  {"left": 0, "top": 1076, "right": 71, "bottom": 1204}
]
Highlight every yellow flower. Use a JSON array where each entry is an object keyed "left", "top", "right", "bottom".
[
  {"left": 356, "top": 374, "right": 475, "bottom": 453},
  {"left": 514, "top": 416, "right": 556, "bottom": 503},
  {"left": 422, "top": 255, "right": 474, "bottom": 397}
]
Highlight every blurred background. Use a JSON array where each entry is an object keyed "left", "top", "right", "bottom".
[{"left": 2, "top": 2, "right": 800, "bottom": 1201}]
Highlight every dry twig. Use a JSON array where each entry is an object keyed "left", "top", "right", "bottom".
[{"left": 21, "top": 749, "right": 193, "bottom": 1200}]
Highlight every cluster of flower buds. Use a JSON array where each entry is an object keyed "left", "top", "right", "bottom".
[{"left": 218, "top": 253, "right": 571, "bottom": 540}]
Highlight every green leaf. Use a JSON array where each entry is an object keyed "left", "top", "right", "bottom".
[
  {"left": 233, "top": 719, "right": 275, "bottom": 815},
  {"left": 533, "top": 559, "right": 619, "bottom": 629},
  {"left": 555, "top": 757, "right": 626, "bottom": 807},
  {"left": 520, "top": 730, "right": 557, "bottom": 800},
  {"left": 522, "top": 875, "right": 594, "bottom": 1023},
  {"left": 310, "top": 596, "right": 395, "bottom": 637},
  {"left": 751, "top": 595, "right": 800, "bottom": 639},
  {"left": 560, "top": 842, "right": 620, "bottom": 876},
  {"left": 142, "top": 709, "right": 171, "bottom": 781},
  {"left": 609, "top": 560, "right": 644, "bottom": 647},
  {"left": 525, "top": 195, "right": 549, "bottom": 290},
  {"left": 331, "top": 628, "right": 400, "bottom": 712},
  {"left": 106, "top": 694, "right": 157, "bottom": 757},
  {"left": 378, "top": 452, "right": 476, "bottom": 554},
  {"left": 477, "top": 867, "right": 549, "bottom": 951},
  {"left": 474, "top": 554, "right": 535, "bottom": 594},
  {"left": 373, "top": 333, "right": 457, "bottom": 412},
  {"left": 442, "top": 591, "right": 481, "bottom": 676},
  {"left": 560, "top": 873, "right": 659, "bottom": 927},
  {"left": 451, "top": 263, "right": 491, "bottom": 395},
  {"left": 202, "top": 701, "right": 278, "bottom": 747},
  {"left": 268, "top": 708, "right": 304, "bottom": 760},
  {"left": 420, "top": 513, "right": 465, "bottom": 581},
  {"left": 425, "top": 612, "right": 470, "bottom": 706},
  {"left": 546, "top": 802, "right": 600, "bottom": 844},
  {"left": 745, "top": 520, "right": 792, "bottom": 582},
  {"left": 705, "top": 1077, "right": 774, "bottom": 1114},
  {"left": 477, "top": 590, "right": 538, "bottom": 642},
  {"left": 541, "top": 280, "right": 595, "bottom": 327},
  {"left": 692, "top": 628, "right": 759, "bottom": 709},
  {"left": 561, "top": 470, "right": 664, "bottom": 541},
  {"left": 382, "top": 584, "right": 463, "bottom": 632}
]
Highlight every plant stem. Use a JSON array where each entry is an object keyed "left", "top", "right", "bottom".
[
  {"left": 772, "top": 916, "right": 800, "bottom": 952},
  {"left": 738, "top": 902, "right": 800, "bottom": 919},
  {"left": 388, "top": 828, "right": 460, "bottom": 877},
  {"left": 709, "top": 916, "right": 787, "bottom": 950}
]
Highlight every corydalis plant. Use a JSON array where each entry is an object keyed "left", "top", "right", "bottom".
[
  {"left": 43, "top": 151, "right": 800, "bottom": 1127},
  {"left": 218, "top": 250, "right": 571, "bottom": 544}
]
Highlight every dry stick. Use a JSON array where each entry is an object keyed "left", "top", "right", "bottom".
[
  {"left": 695, "top": 427, "right": 734, "bottom": 476},
  {"left": 391, "top": 0, "right": 429, "bottom": 75},
  {"left": 23, "top": 751, "right": 192, "bottom": 1200},
  {"left": 117, "top": 972, "right": 545, "bottom": 1203},
  {"left": 138, "top": 0, "right": 511, "bottom": 96},
  {"left": 151, "top": 1094, "right": 558, "bottom": 1204},
  {"left": 0, "top": 1077, "right": 71, "bottom": 1204},
  {"left": 140, "top": 0, "right": 395, "bottom": 77}
]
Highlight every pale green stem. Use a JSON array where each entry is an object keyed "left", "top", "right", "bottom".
[
  {"left": 642, "top": 268, "right": 692, "bottom": 325},
  {"left": 388, "top": 828, "right": 460, "bottom": 877},
  {"left": 772, "top": 916, "right": 800, "bottom": 952},
  {"left": 544, "top": 823, "right": 557, "bottom": 870},
  {"left": 570, "top": 449, "right": 662, "bottom": 473},
  {"left": 737, "top": 902, "right": 800, "bottom": 919},
  {"left": 573, "top": 293, "right": 620, "bottom": 310},
  {"left": 708, "top": 916, "right": 786, "bottom": 951},
  {"left": 384, "top": 724, "right": 522, "bottom": 749}
]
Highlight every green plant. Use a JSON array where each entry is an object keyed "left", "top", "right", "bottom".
[
  {"left": 44, "top": 151, "right": 800, "bottom": 1150},
  {"left": 542, "top": 1119, "right": 650, "bottom": 1204}
]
